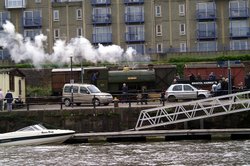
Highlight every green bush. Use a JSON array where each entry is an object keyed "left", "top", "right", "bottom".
[{"left": 26, "top": 86, "right": 52, "bottom": 97}]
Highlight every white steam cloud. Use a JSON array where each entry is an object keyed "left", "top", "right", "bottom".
[{"left": 0, "top": 21, "right": 150, "bottom": 68}]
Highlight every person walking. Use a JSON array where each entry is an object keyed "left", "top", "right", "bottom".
[
  {"left": 122, "top": 83, "right": 128, "bottom": 103},
  {"left": 0, "top": 88, "right": 3, "bottom": 111},
  {"left": 5, "top": 90, "right": 13, "bottom": 112}
]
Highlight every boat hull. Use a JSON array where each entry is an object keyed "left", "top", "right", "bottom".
[{"left": 0, "top": 130, "right": 75, "bottom": 146}]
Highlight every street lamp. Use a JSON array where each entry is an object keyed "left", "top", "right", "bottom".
[{"left": 70, "top": 56, "right": 73, "bottom": 107}]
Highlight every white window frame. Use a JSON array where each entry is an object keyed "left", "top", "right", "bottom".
[
  {"left": 76, "top": 9, "right": 82, "bottom": 20},
  {"left": 179, "top": 4, "right": 185, "bottom": 16},
  {"left": 179, "top": 23, "right": 186, "bottom": 35},
  {"left": 230, "top": 40, "right": 248, "bottom": 50},
  {"left": 5, "top": 0, "right": 26, "bottom": 8},
  {"left": 54, "top": 29, "right": 60, "bottom": 40},
  {"left": 76, "top": 27, "right": 82, "bottom": 37},
  {"left": 155, "top": 6, "right": 162, "bottom": 17},
  {"left": 156, "top": 24, "right": 162, "bottom": 36},
  {"left": 156, "top": 43, "right": 163, "bottom": 53},
  {"left": 180, "top": 42, "right": 187, "bottom": 52},
  {"left": 53, "top": 10, "right": 59, "bottom": 21}
]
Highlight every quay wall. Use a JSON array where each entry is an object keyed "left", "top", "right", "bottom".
[{"left": 0, "top": 107, "right": 250, "bottom": 133}]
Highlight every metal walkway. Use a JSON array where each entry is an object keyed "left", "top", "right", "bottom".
[{"left": 135, "top": 91, "right": 250, "bottom": 130}]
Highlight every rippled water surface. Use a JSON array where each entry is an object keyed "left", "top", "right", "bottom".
[{"left": 0, "top": 140, "right": 249, "bottom": 166}]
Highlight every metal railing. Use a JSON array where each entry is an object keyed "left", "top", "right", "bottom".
[{"left": 135, "top": 90, "right": 250, "bottom": 130}]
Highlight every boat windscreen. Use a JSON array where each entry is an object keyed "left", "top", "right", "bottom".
[{"left": 17, "top": 124, "right": 47, "bottom": 131}]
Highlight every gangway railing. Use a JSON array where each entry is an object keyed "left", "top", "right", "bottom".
[{"left": 135, "top": 91, "right": 250, "bottom": 130}]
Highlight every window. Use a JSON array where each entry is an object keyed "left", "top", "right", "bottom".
[
  {"left": 35, "top": 0, "right": 41, "bottom": 3},
  {"left": 197, "top": 2, "right": 216, "bottom": 18},
  {"left": 92, "top": 7, "right": 111, "bottom": 23},
  {"left": 179, "top": 4, "right": 185, "bottom": 16},
  {"left": 54, "top": 29, "right": 60, "bottom": 40},
  {"left": 127, "top": 44, "right": 145, "bottom": 55},
  {"left": 179, "top": 23, "right": 185, "bottom": 35},
  {"left": 24, "top": 29, "right": 41, "bottom": 40},
  {"left": 230, "top": 40, "right": 248, "bottom": 50},
  {"left": 197, "top": 22, "right": 216, "bottom": 37},
  {"left": 155, "top": 6, "right": 161, "bottom": 17},
  {"left": 23, "top": 10, "right": 41, "bottom": 26},
  {"left": 197, "top": 41, "right": 217, "bottom": 52},
  {"left": 76, "top": 9, "right": 82, "bottom": 20},
  {"left": 126, "top": 25, "right": 145, "bottom": 41},
  {"left": 80, "top": 87, "right": 88, "bottom": 94},
  {"left": 125, "top": 6, "right": 144, "bottom": 22},
  {"left": 156, "top": 24, "right": 162, "bottom": 36},
  {"left": 76, "top": 28, "right": 82, "bottom": 37},
  {"left": 180, "top": 42, "right": 187, "bottom": 52},
  {"left": 0, "top": 12, "right": 10, "bottom": 27},
  {"left": 229, "top": 0, "right": 248, "bottom": 17},
  {"left": 184, "top": 85, "right": 193, "bottom": 91},
  {"left": 230, "top": 20, "right": 248, "bottom": 37},
  {"left": 173, "top": 85, "right": 182, "bottom": 91},
  {"left": 53, "top": 10, "right": 59, "bottom": 21},
  {"left": 93, "top": 26, "right": 112, "bottom": 43},
  {"left": 5, "top": 0, "right": 26, "bottom": 8},
  {"left": 157, "top": 43, "right": 163, "bottom": 53},
  {"left": 9, "top": 74, "right": 14, "bottom": 91}
]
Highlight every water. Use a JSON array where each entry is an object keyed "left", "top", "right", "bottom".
[{"left": 0, "top": 140, "right": 249, "bottom": 166}]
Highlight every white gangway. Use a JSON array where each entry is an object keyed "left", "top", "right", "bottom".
[{"left": 135, "top": 91, "right": 250, "bottom": 131}]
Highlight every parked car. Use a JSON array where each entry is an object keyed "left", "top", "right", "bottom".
[
  {"left": 62, "top": 83, "right": 113, "bottom": 106},
  {"left": 165, "top": 84, "right": 211, "bottom": 102}
]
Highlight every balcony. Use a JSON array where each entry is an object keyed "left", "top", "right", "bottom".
[
  {"left": 92, "top": 14, "right": 111, "bottom": 24},
  {"left": 197, "top": 30, "right": 217, "bottom": 40},
  {"left": 125, "top": 32, "right": 145, "bottom": 43},
  {"left": 196, "top": 9, "right": 216, "bottom": 21},
  {"left": 91, "top": 0, "right": 111, "bottom": 6},
  {"left": 125, "top": 13, "right": 144, "bottom": 24},
  {"left": 92, "top": 33, "right": 112, "bottom": 44},
  {"left": 23, "top": 17, "right": 42, "bottom": 28},
  {"left": 124, "top": 0, "right": 144, "bottom": 5},
  {"left": 0, "top": 49, "right": 10, "bottom": 60},
  {"left": 5, "top": 0, "right": 26, "bottom": 9},
  {"left": 229, "top": 8, "right": 249, "bottom": 19},
  {"left": 230, "top": 27, "right": 250, "bottom": 38}
]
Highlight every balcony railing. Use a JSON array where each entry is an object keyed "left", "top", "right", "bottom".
[
  {"left": 23, "top": 17, "right": 42, "bottom": 27},
  {"left": 92, "top": 14, "right": 111, "bottom": 24},
  {"left": 229, "top": 8, "right": 249, "bottom": 19},
  {"left": 124, "top": 0, "right": 144, "bottom": 5},
  {"left": 197, "top": 30, "right": 217, "bottom": 40},
  {"left": 230, "top": 27, "right": 250, "bottom": 38},
  {"left": 125, "top": 13, "right": 144, "bottom": 23},
  {"left": 91, "top": 0, "right": 111, "bottom": 6},
  {"left": 92, "top": 33, "right": 112, "bottom": 44},
  {"left": 125, "top": 32, "right": 145, "bottom": 42},
  {"left": 196, "top": 9, "right": 216, "bottom": 20},
  {"left": 5, "top": 0, "right": 26, "bottom": 9}
]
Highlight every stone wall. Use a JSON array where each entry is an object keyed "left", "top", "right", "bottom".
[{"left": 0, "top": 107, "right": 249, "bottom": 133}]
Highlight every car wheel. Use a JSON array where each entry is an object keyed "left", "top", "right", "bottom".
[
  {"left": 198, "top": 94, "right": 206, "bottom": 100},
  {"left": 92, "top": 98, "right": 100, "bottom": 106},
  {"left": 64, "top": 98, "right": 71, "bottom": 107},
  {"left": 168, "top": 95, "right": 176, "bottom": 102}
]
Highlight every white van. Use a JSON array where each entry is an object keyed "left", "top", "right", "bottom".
[{"left": 62, "top": 83, "right": 113, "bottom": 106}]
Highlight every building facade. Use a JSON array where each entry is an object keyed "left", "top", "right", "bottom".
[{"left": 0, "top": 0, "right": 250, "bottom": 60}]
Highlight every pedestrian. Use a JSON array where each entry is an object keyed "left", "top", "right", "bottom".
[
  {"left": 0, "top": 88, "right": 3, "bottom": 111},
  {"left": 91, "top": 71, "right": 98, "bottom": 86},
  {"left": 5, "top": 90, "right": 13, "bottom": 112},
  {"left": 122, "top": 83, "right": 128, "bottom": 103}
]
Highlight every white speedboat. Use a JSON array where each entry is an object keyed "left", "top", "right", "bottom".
[{"left": 0, "top": 124, "right": 75, "bottom": 146}]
